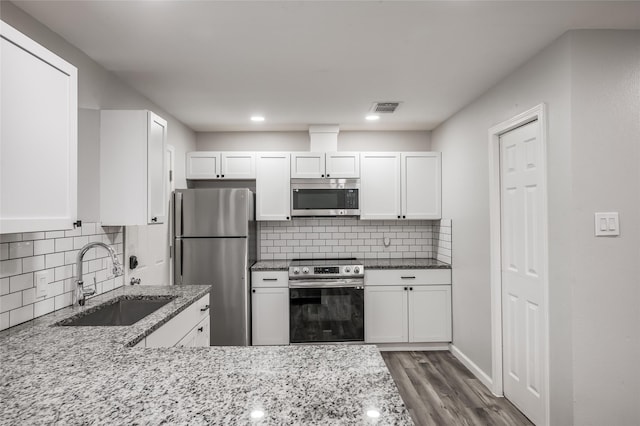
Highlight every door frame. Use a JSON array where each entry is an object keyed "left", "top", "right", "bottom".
[
  {"left": 487, "top": 103, "right": 550, "bottom": 425},
  {"left": 166, "top": 144, "right": 175, "bottom": 285}
]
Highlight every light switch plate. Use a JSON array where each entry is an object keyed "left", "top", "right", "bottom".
[
  {"left": 34, "top": 270, "right": 49, "bottom": 299},
  {"left": 594, "top": 212, "right": 619, "bottom": 236}
]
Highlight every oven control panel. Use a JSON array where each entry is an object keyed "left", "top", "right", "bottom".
[{"left": 289, "top": 263, "right": 364, "bottom": 278}]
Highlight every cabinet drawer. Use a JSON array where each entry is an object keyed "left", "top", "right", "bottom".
[
  {"left": 365, "top": 269, "right": 451, "bottom": 286},
  {"left": 176, "top": 315, "right": 210, "bottom": 347},
  {"left": 252, "top": 271, "right": 288, "bottom": 288},
  {"left": 145, "top": 293, "right": 210, "bottom": 347}
]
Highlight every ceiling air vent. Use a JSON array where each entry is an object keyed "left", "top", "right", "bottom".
[{"left": 371, "top": 102, "right": 401, "bottom": 114}]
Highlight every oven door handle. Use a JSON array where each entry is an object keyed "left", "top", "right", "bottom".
[{"left": 288, "top": 279, "right": 364, "bottom": 289}]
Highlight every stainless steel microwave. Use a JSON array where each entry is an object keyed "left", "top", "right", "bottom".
[{"left": 291, "top": 178, "right": 360, "bottom": 217}]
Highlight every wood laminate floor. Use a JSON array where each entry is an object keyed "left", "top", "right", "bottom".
[{"left": 382, "top": 351, "right": 534, "bottom": 426}]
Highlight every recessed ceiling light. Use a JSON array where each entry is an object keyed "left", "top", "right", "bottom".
[
  {"left": 365, "top": 115, "right": 380, "bottom": 121},
  {"left": 251, "top": 116, "right": 265, "bottom": 122}
]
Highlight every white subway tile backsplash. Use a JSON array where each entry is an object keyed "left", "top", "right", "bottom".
[
  {"left": 258, "top": 218, "right": 451, "bottom": 262},
  {"left": 34, "top": 239, "right": 55, "bottom": 255},
  {"left": 9, "top": 273, "right": 33, "bottom": 293},
  {"left": 22, "top": 256, "right": 44, "bottom": 273},
  {"left": 9, "top": 305, "right": 33, "bottom": 327},
  {"left": 1, "top": 259, "right": 22, "bottom": 278},
  {"left": 0, "top": 222, "right": 125, "bottom": 331}
]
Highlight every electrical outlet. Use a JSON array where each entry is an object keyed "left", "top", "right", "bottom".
[{"left": 34, "top": 270, "right": 49, "bottom": 299}]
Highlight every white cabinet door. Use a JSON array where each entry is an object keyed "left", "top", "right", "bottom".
[
  {"left": 291, "top": 152, "right": 325, "bottom": 178},
  {"left": 186, "top": 152, "right": 220, "bottom": 179},
  {"left": 401, "top": 152, "right": 441, "bottom": 219},
  {"left": 147, "top": 113, "right": 167, "bottom": 224},
  {"left": 252, "top": 287, "right": 289, "bottom": 345},
  {"left": 256, "top": 153, "right": 291, "bottom": 221},
  {"left": 325, "top": 152, "right": 360, "bottom": 178},
  {"left": 408, "top": 285, "right": 452, "bottom": 342},
  {"left": 221, "top": 152, "right": 255, "bottom": 179},
  {"left": 360, "top": 153, "right": 401, "bottom": 220},
  {"left": 365, "top": 286, "right": 408, "bottom": 343},
  {"left": 1, "top": 22, "right": 78, "bottom": 233},
  {"left": 101, "top": 110, "right": 166, "bottom": 225}
]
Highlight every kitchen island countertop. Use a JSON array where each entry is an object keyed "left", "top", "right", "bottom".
[{"left": 0, "top": 285, "right": 411, "bottom": 425}]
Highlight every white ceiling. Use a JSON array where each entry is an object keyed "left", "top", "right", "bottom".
[{"left": 11, "top": 1, "right": 640, "bottom": 132}]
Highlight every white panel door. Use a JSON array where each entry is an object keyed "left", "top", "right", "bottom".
[
  {"left": 186, "top": 152, "right": 220, "bottom": 179},
  {"left": 360, "top": 153, "right": 401, "bottom": 220},
  {"left": 1, "top": 22, "right": 77, "bottom": 233},
  {"left": 221, "top": 152, "right": 256, "bottom": 179},
  {"left": 256, "top": 153, "right": 291, "bottom": 221},
  {"left": 401, "top": 153, "right": 441, "bottom": 219},
  {"left": 147, "top": 112, "right": 167, "bottom": 224},
  {"left": 291, "top": 152, "right": 325, "bottom": 178},
  {"left": 252, "top": 287, "right": 289, "bottom": 345},
  {"left": 408, "top": 285, "right": 452, "bottom": 342},
  {"left": 500, "top": 120, "right": 545, "bottom": 425},
  {"left": 364, "top": 286, "right": 408, "bottom": 343},
  {"left": 325, "top": 152, "right": 360, "bottom": 178}
]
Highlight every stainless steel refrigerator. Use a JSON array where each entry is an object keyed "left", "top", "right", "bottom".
[{"left": 174, "top": 188, "right": 256, "bottom": 346}]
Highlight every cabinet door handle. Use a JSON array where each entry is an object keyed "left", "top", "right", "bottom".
[
  {"left": 221, "top": 174, "right": 224, "bottom": 178},
  {"left": 327, "top": 174, "right": 330, "bottom": 177},
  {"left": 216, "top": 175, "right": 220, "bottom": 178},
  {"left": 404, "top": 287, "right": 408, "bottom": 291},
  {"left": 286, "top": 216, "right": 290, "bottom": 220},
  {"left": 151, "top": 217, "right": 158, "bottom": 222},
  {"left": 401, "top": 276, "right": 416, "bottom": 279},
  {"left": 263, "top": 278, "right": 278, "bottom": 282},
  {"left": 200, "top": 305, "right": 209, "bottom": 312},
  {"left": 409, "top": 287, "right": 413, "bottom": 291},
  {"left": 252, "top": 289, "right": 256, "bottom": 293},
  {"left": 403, "top": 215, "right": 406, "bottom": 219},
  {"left": 198, "top": 327, "right": 204, "bottom": 332},
  {"left": 321, "top": 174, "right": 324, "bottom": 177}
]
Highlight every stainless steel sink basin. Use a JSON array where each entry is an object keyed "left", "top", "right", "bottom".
[{"left": 57, "top": 296, "right": 177, "bottom": 326}]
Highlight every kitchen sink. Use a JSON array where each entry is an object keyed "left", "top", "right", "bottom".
[{"left": 56, "top": 296, "right": 177, "bottom": 326}]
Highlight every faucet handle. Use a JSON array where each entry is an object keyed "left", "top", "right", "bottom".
[{"left": 112, "top": 262, "right": 123, "bottom": 277}]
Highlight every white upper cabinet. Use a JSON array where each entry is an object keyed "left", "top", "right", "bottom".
[
  {"left": 256, "top": 153, "right": 291, "bottom": 221},
  {"left": 291, "top": 152, "right": 359, "bottom": 178},
  {"left": 291, "top": 152, "right": 325, "bottom": 178},
  {"left": 186, "top": 152, "right": 255, "bottom": 179},
  {"left": 1, "top": 21, "right": 78, "bottom": 234},
  {"left": 100, "top": 110, "right": 167, "bottom": 226},
  {"left": 325, "top": 152, "right": 360, "bottom": 178},
  {"left": 186, "top": 152, "right": 220, "bottom": 179},
  {"left": 360, "top": 153, "right": 401, "bottom": 220},
  {"left": 401, "top": 152, "right": 441, "bottom": 219}
]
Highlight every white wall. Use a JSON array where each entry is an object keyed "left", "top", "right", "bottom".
[
  {"left": 568, "top": 30, "right": 640, "bottom": 426},
  {"left": 431, "top": 30, "right": 640, "bottom": 425},
  {"left": 197, "top": 130, "right": 430, "bottom": 152}
]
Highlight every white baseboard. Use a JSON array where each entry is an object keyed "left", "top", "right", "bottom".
[
  {"left": 449, "top": 344, "right": 497, "bottom": 395},
  {"left": 375, "top": 342, "right": 450, "bottom": 352}
]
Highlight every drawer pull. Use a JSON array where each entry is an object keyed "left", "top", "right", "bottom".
[
  {"left": 200, "top": 305, "right": 209, "bottom": 312},
  {"left": 262, "top": 278, "right": 278, "bottom": 281},
  {"left": 401, "top": 276, "right": 416, "bottom": 279},
  {"left": 197, "top": 327, "right": 204, "bottom": 332}
]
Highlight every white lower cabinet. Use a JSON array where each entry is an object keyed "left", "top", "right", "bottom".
[
  {"left": 252, "top": 287, "right": 289, "bottom": 345},
  {"left": 176, "top": 316, "right": 210, "bottom": 347},
  {"left": 136, "top": 293, "right": 210, "bottom": 348},
  {"left": 364, "top": 269, "right": 451, "bottom": 344},
  {"left": 251, "top": 270, "right": 289, "bottom": 345}
]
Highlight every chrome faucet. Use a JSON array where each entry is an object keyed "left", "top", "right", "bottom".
[{"left": 75, "top": 242, "right": 123, "bottom": 306}]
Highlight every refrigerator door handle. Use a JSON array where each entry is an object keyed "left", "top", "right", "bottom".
[
  {"left": 175, "top": 191, "right": 183, "bottom": 237},
  {"left": 175, "top": 238, "right": 183, "bottom": 285}
]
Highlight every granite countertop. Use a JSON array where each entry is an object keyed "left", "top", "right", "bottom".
[
  {"left": 251, "top": 259, "right": 290, "bottom": 271},
  {"left": 0, "top": 285, "right": 412, "bottom": 425},
  {"left": 252, "top": 258, "right": 451, "bottom": 272},
  {"left": 364, "top": 258, "right": 451, "bottom": 270}
]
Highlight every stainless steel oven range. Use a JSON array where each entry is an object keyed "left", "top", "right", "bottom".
[{"left": 288, "top": 258, "right": 364, "bottom": 344}]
